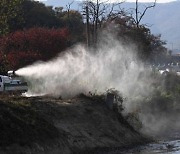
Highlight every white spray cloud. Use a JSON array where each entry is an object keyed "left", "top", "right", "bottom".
[
  {"left": 16, "top": 35, "right": 154, "bottom": 112},
  {"left": 16, "top": 34, "right": 180, "bottom": 137}
]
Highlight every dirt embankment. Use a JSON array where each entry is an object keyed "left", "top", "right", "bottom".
[{"left": 0, "top": 95, "right": 149, "bottom": 154}]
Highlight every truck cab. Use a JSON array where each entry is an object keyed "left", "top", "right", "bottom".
[{"left": 0, "top": 74, "right": 28, "bottom": 93}]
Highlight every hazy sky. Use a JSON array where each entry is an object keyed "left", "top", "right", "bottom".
[
  {"left": 126, "top": 0, "right": 177, "bottom": 2},
  {"left": 37, "top": 0, "right": 178, "bottom": 2}
]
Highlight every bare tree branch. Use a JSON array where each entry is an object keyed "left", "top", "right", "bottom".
[
  {"left": 66, "top": 0, "right": 74, "bottom": 11},
  {"left": 81, "top": 0, "right": 125, "bottom": 46},
  {"left": 135, "top": 0, "right": 156, "bottom": 27}
]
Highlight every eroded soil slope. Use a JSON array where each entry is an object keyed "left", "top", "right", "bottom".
[{"left": 0, "top": 95, "right": 149, "bottom": 154}]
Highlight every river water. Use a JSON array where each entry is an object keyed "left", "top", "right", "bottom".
[
  {"left": 119, "top": 139, "right": 180, "bottom": 154},
  {"left": 107, "top": 132, "right": 180, "bottom": 154}
]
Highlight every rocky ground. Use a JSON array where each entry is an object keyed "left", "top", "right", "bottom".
[{"left": 0, "top": 94, "right": 150, "bottom": 154}]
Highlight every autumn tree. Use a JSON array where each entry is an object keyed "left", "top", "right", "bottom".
[
  {"left": 0, "top": 27, "right": 70, "bottom": 70},
  {"left": 103, "top": 8, "right": 167, "bottom": 62}
]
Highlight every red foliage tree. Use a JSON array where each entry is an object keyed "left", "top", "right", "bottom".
[
  {"left": 0, "top": 27, "right": 69, "bottom": 70},
  {"left": 7, "top": 51, "right": 42, "bottom": 69}
]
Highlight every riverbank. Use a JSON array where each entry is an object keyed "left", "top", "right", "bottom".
[{"left": 0, "top": 94, "right": 150, "bottom": 154}]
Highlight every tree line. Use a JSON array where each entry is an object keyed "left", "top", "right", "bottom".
[{"left": 0, "top": 0, "right": 170, "bottom": 74}]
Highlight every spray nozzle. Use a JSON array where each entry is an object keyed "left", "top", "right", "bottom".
[{"left": 7, "top": 70, "right": 17, "bottom": 77}]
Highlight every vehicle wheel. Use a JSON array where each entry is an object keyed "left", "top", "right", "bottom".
[{"left": 162, "top": 71, "right": 169, "bottom": 76}]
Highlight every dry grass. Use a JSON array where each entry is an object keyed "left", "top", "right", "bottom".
[{"left": 0, "top": 95, "right": 59, "bottom": 147}]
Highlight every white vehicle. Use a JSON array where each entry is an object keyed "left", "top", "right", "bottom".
[
  {"left": 158, "top": 64, "right": 180, "bottom": 76},
  {"left": 0, "top": 71, "right": 28, "bottom": 93}
]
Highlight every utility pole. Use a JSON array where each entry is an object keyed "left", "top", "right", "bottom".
[{"left": 86, "top": 5, "right": 90, "bottom": 48}]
